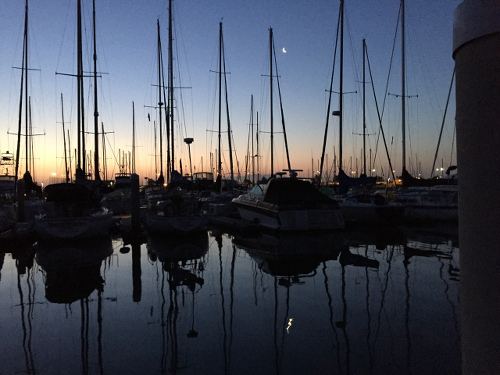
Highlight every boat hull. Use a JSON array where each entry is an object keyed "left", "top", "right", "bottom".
[
  {"left": 35, "top": 211, "right": 113, "bottom": 241},
  {"left": 339, "top": 204, "right": 405, "bottom": 224},
  {"left": 233, "top": 199, "right": 344, "bottom": 231}
]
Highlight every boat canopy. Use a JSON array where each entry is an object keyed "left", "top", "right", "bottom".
[
  {"left": 44, "top": 183, "right": 93, "bottom": 203},
  {"left": 263, "top": 178, "right": 331, "bottom": 205}
]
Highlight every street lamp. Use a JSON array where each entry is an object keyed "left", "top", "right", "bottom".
[{"left": 184, "top": 138, "right": 194, "bottom": 178}]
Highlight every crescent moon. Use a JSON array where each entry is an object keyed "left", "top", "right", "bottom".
[{"left": 282, "top": 47, "right": 287, "bottom": 53}]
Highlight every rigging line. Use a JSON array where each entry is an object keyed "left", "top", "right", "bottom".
[
  {"left": 430, "top": 68, "right": 455, "bottom": 177},
  {"left": 450, "top": 125, "right": 456, "bottom": 167},
  {"left": 222, "top": 28, "right": 234, "bottom": 182},
  {"left": 173, "top": 13, "right": 191, "bottom": 142},
  {"left": 381, "top": 2, "right": 402, "bottom": 122},
  {"left": 319, "top": 5, "right": 341, "bottom": 184},
  {"left": 272, "top": 38, "right": 291, "bottom": 171},
  {"left": 344, "top": 7, "right": 361, "bottom": 97},
  {"left": 366, "top": 45, "right": 397, "bottom": 185},
  {"left": 371, "top": 4, "right": 401, "bottom": 171}
]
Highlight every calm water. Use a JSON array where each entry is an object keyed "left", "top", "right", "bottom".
[{"left": 0, "top": 224, "right": 460, "bottom": 374}]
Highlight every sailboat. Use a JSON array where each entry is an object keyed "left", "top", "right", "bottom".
[
  {"left": 1, "top": 0, "right": 46, "bottom": 239},
  {"left": 34, "top": 0, "right": 113, "bottom": 240},
  {"left": 145, "top": 0, "right": 207, "bottom": 234},
  {"left": 232, "top": 28, "right": 344, "bottom": 231},
  {"left": 319, "top": 2, "right": 404, "bottom": 225},
  {"left": 395, "top": 0, "right": 458, "bottom": 222},
  {"left": 319, "top": 1, "right": 376, "bottom": 195},
  {"left": 199, "top": 22, "right": 241, "bottom": 216}
]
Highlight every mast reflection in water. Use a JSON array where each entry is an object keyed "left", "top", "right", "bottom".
[{"left": 0, "top": 226, "right": 460, "bottom": 374}]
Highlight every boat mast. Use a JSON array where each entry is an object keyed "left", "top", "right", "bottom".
[
  {"left": 339, "top": 0, "right": 344, "bottom": 174},
  {"left": 217, "top": 22, "right": 222, "bottom": 187},
  {"left": 156, "top": 19, "right": 164, "bottom": 185},
  {"left": 61, "top": 94, "right": 69, "bottom": 183},
  {"left": 168, "top": 0, "right": 174, "bottom": 178},
  {"left": 222, "top": 23, "right": 234, "bottom": 185},
  {"left": 14, "top": 0, "right": 28, "bottom": 187},
  {"left": 132, "top": 101, "right": 136, "bottom": 173},
  {"left": 256, "top": 111, "right": 260, "bottom": 182},
  {"left": 251, "top": 95, "right": 255, "bottom": 185},
  {"left": 401, "top": 0, "right": 406, "bottom": 172},
  {"left": 362, "top": 39, "right": 367, "bottom": 176},
  {"left": 269, "top": 28, "right": 274, "bottom": 176},
  {"left": 77, "top": 0, "right": 86, "bottom": 178},
  {"left": 24, "top": 0, "right": 29, "bottom": 175},
  {"left": 93, "top": 0, "right": 100, "bottom": 181},
  {"left": 101, "top": 122, "right": 106, "bottom": 180},
  {"left": 318, "top": 3, "right": 340, "bottom": 185}
]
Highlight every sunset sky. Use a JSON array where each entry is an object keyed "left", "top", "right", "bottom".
[{"left": 0, "top": 0, "right": 460, "bottom": 185}]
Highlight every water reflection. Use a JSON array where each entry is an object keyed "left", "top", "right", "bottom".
[
  {"left": 36, "top": 238, "right": 112, "bottom": 303},
  {"left": 233, "top": 232, "right": 343, "bottom": 277},
  {"left": 146, "top": 233, "right": 208, "bottom": 373},
  {"left": 37, "top": 237, "right": 112, "bottom": 374},
  {"left": 0, "top": 226, "right": 460, "bottom": 374},
  {"left": 10, "top": 243, "right": 38, "bottom": 375}
]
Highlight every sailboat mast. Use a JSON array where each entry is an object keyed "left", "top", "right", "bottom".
[
  {"left": 269, "top": 28, "right": 274, "bottom": 176},
  {"left": 251, "top": 95, "right": 255, "bottom": 185},
  {"left": 256, "top": 111, "right": 260, "bottom": 182},
  {"left": 15, "top": 0, "right": 27, "bottom": 186},
  {"left": 28, "top": 97, "right": 32, "bottom": 174},
  {"left": 61, "top": 94, "right": 69, "bottom": 183},
  {"left": 168, "top": 0, "right": 174, "bottom": 177},
  {"left": 101, "top": 122, "right": 106, "bottom": 180},
  {"left": 339, "top": 0, "right": 344, "bottom": 173},
  {"left": 77, "top": 0, "right": 85, "bottom": 177},
  {"left": 157, "top": 20, "right": 164, "bottom": 183},
  {"left": 401, "top": 0, "right": 406, "bottom": 171},
  {"left": 217, "top": 22, "right": 222, "bottom": 182},
  {"left": 222, "top": 24, "right": 234, "bottom": 184},
  {"left": 93, "top": 0, "right": 100, "bottom": 181},
  {"left": 24, "top": 0, "right": 29, "bottom": 174},
  {"left": 132, "top": 101, "right": 136, "bottom": 173},
  {"left": 362, "top": 39, "right": 367, "bottom": 175}
]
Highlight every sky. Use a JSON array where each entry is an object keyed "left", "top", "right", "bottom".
[{"left": 0, "top": 0, "right": 461, "bottom": 185}]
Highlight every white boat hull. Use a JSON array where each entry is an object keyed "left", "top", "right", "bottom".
[{"left": 234, "top": 201, "right": 344, "bottom": 231}]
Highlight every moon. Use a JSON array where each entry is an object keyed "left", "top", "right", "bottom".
[{"left": 282, "top": 47, "right": 287, "bottom": 53}]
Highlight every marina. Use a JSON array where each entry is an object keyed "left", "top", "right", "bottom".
[{"left": 1, "top": 0, "right": 499, "bottom": 373}]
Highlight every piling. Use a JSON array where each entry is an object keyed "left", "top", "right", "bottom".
[
  {"left": 453, "top": 1, "right": 500, "bottom": 373},
  {"left": 130, "top": 173, "right": 140, "bottom": 232},
  {"left": 16, "top": 179, "right": 25, "bottom": 222}
]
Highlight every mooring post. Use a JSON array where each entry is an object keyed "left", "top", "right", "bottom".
[
  {"left": 453, "top": 1, "right": 500, "bottom": 373},
  {"left": 130, "top": 173, "right": 140, "bottom": 232},
  {"left": 16, "top": 179, "right": 25, "bottom": 222}
]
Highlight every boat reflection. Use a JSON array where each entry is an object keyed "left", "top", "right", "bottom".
[
  {"left": 1, "top": 225, "right": 460, "bottom": 374},
  {"left": 36, "top": 237, "right": 113, "bottom": 304},
  {"left": 146, "top": 231, "right": 209, "bottom": 373},
  {"left": 233, "top": 232, "right": 344, "bottom": 277},
  {"left": 147, "top": 231, "right": 209, "bottom": 263},
  {"left": 6, "top": 242, "right": 38, "bottom": 375},
  {"left": 35, "top": 236, "right": 113, "bottom": 374},
  {"left": 228, "top": 227, "right": 459, "bottom": 374}
]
